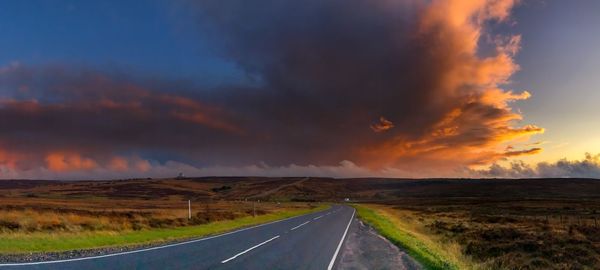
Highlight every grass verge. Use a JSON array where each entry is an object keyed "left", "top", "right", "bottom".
[
  {"left": 0, "top": 205, "right": 327, "bottom": 254},
  {"left": 353, "top": 204, "right": 461, "bottom": 270}
]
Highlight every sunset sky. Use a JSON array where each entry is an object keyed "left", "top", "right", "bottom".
[{"left": 0, "top": 0, "right": 599, "bottom": 179}]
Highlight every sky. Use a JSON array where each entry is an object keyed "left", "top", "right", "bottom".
[{"left": 0, "top": 0, "right": 599, "bottom": 179}]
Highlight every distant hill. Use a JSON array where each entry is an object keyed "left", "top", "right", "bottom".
[{"left": 2, "top": 177, "right": 600, "bottom": 202}]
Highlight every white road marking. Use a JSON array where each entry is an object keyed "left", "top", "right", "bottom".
[
  {"left": 290, "top": 221, "right": 310, "bottom": 231},
  {"left": 313, "top": 215, "right": 323, "bottom": 220},
  {"left": 0, "top": 207, "right": 332, "bottom": 267},
  {"left": 327, "top": 208, "right": 355, "bottom": 270},
  {"left": 221, "top": 235, "right": 280, "bottom": 263}
]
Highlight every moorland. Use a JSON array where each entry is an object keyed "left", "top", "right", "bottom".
[{"left": 1, "top": 177, "right": 599, "bottom": 269}]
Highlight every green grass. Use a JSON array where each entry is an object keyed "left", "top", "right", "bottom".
[
  {"left": 0, "top": 205, "right": 327, "bottom": 253},
  {"left": 353, "top": 204, "right": 458, "bottom": 270}
]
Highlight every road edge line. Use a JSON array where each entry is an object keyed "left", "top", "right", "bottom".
[{"left": 327, "top": 207, "right": 355, "bottom": 270}]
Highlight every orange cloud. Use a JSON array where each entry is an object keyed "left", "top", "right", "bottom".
[
  {"left": 370, "top": 117, "right": 394, "bottom": 133},
  {"left": 134, "top": 159, "right": 151, "bottom": 172},
  {"left": 108, "top": 156, "right": 129, "bottom": 171},
  {"left": 355, "top": 0, "right": 541, "bottom": 171},
  {"left": 0, "top": 148, "right": 23, "bottom": 170},
  {"left": 45, "top": 152, "right": 98, "bottom": 172}
]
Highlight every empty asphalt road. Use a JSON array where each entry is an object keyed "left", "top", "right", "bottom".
[{"left": 0, "top": 205, "right": 355, "bottom": 270}]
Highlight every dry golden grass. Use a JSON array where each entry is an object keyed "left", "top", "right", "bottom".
[
  {"left": 0, "top": 195, "right": 314, "bottom": 233},
  {"left": 368, "top": 198, "right": 600, "bottom": 270},
  {"left": 356, "top": 204, "right": 478, "bottom": 270},
  {"left": 0, "top": 188, "right": 322, "bottom": 253},
  {"left": 0, "top": 178, "right": 329, "bottom": 253},
  {"left": 0, "top": 204, "right": 324, "bottom": 253},
  {"left": 0, "top": 178, "right": 321, "bottom": 233}
]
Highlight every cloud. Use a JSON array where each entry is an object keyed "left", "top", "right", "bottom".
[
  {"left": 473, "top": 153, "right": 600, "bottom": 178},
  {"left": 371, "top": 117, "right": 394, "bottom": 133},
  {"left": 504, "top": 147, "right": 542, "bottom": 157},
  {"left": 0, "top": 0, "right": 544, "bottom": 178},
  {"left": 188, "top": 0, "right": 541, "bottom": 169},
  {"left": 5, "top": 153, "right": 599, "bottom": 180},
  {"left": 45, "top": 152, "right": 98, "bottom": 172},
  {"left": 0, "top": 158, "right": 438, "bottom": 180},
  {"left": 0, "top": 66, "right": 244, "bottom": 172}
]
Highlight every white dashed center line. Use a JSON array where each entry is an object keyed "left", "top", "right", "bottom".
[
  {"left": 221, "top": 235, "right": 280, "bottom": 264},
  {"left": 313, "top": 215, "right": 323, "bottom": 220},
  {"left": 290, "top": 221, "right": 310, "bottom": 231}
]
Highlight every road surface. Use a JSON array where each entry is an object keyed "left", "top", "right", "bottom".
[{"left": 0, "top": 205, "right": 355, "bottom": 270}]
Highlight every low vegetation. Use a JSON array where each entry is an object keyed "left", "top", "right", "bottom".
[
  {"left": 357, "top": 198, "right": 600, "bottom": 269},
  {"left": 0, "top": 199, "right": 294, "bottom": 233},
  {"left": 0, "top": 182, "right": 323, "bottom": 253},
  {"left": 3, "top": 177, "right": 600, "bottom": 268},
  {"left": 355, "top": 204, "right": 463, "bottom": 270},
  {"left": 0, "top": 204, "right": 323, "bottom": 253}
]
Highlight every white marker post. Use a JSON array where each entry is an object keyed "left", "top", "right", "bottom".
[{"left": 188, "top": 200, "right": 191, "bottom": 220}]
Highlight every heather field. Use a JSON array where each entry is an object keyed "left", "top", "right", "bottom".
[
  {"left": 0, "top": 179, "right": 321, "bottom": 253},
  {"left": 357, "top": 196, "right": 600, "bottom": 269},
  {"left": 2, "top": 177, "right": 600, "bottom": 269}
]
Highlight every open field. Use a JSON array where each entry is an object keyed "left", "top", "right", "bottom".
[
  {"left": 2, "top": 177, "right": 600, "bottom": 269},
  {"left": 356, "top": 196, "right": 600, "bottom": 269},
  {"left": 0, "top": 197, "right": 309, "bottom": 233},
  {"left": 0, "top": 178, "right": 322, "bottom": 254},
  {"left": 3, "top": 177, "right": 600, "bottom": 202},
  {"left": 0, "top": 205, "right": 323, "bottom": 254}
]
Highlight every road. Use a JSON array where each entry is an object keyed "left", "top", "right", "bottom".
[{"left": 0, "top": 205, "right": 355, "bottom": 270}]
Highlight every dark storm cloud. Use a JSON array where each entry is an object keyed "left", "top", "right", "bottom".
[
  {"left": 0, "top": 0, "right": 543, "bottom": 177},
  {"left": 186, "top": 0, "right": 541, "bottom": 168}
]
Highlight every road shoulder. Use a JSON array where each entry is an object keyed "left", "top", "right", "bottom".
[{"left": 336, "top": 218, "right": 422, "bottom": 270}]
